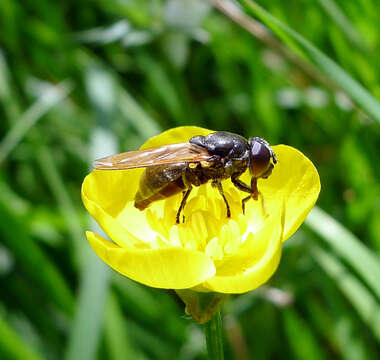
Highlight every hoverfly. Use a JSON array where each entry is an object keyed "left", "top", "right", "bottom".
[{"left": 94, "top": 131, "right": 277, "bottom": 224}]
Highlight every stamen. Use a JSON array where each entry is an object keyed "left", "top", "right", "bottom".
[
  {"left": 188, "top": 212, "right": 208, "bottom": 249},
  {"left": 168, "top": 226, "right": 181, "bottom": 247},
  {"left": 205, "top": 237, "right": 224, "bottom": 260},
  {"left": 223, "top": 220, "right": 242, "bottom": 254},
  {"left": 140, "top": 181, "right": 265, "bottom": 260}
]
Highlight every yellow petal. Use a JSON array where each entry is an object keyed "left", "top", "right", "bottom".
[
  {"left": 265, "top": 145, "right": 320, "bottom": 241},
  {"left": 82, "top": 168, "right": 144, "bottom": 211},
  {"left": 203, "top": 211, "right": 283, "bottom": 294},
  {"left": 140, "top": 126, "right": 213, "bottom": 149},
  {"left": 82, "top": 173, "right": 143, "bottom": 248},
  {"left": 242, "top": 145, "right": 320, "bottom": 242},
  {"left": 86, "top": 231, "right": 216, "bottom": 289}
]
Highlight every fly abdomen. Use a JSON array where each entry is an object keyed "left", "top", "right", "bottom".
[
  {"left": 134, "top": 178, "right": 186, "bottom": 210},
  {"left": 134, "top": 163, "right": 187, "bottom": 210}
]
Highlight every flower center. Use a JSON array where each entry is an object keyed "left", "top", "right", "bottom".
[{"left": 136, "top": 181, "right": 268, "bottom": 261}]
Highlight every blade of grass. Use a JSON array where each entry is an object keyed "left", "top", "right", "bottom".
[
  {"left": 334, "top": 317, "right": 372, "bottom": 360},
  {"left": 113, "top": 275, "right": 186, "bottom": 344},
  {"left": 76, "top": 49, "right": 162, "bottom": 138},
  {"left": 312, "top": 245, "right": 380, "bottom": 340},
  {"left": 316, "top": 0, "right": 365, "bottom": 49},
  {"left": 235, "top": 0, "right": 380, "bottom": 123},
  {"left": 64, "top": 236, "right": 110, "bottom": 360},
  {"left": 306, "top": 295, "right": 371, "bottom": 360},
  {"left": 306, "top": 207, "right": 380, "bottom": 301},
  {"left": 113, "top": 275, "right": 164, "bottom": 322},
  {"left": 5, "top": 275, "right": 64, "bottom": 352},
  {"left": 126, "top": 320, "right": 177, "bottom": 360},
  {"left": 36, "top": 145, "right": 85, "bottom": 265},
  {"left": 0, "top": 80, "right": 73, "bottom": 164},
  {"left": 283, "top": 308, "right": 327, "bottom": 360},
  {"left": 0, "top": 177, "right": 29, "bottom": 215},
  {"left": 0, "top": 313, "right": 43, "bottom": 360},
  {"left": 0, "top": 50, "right": 20, "bottom": 120},
  {"left": 118, "top": 87, "right": 161, "bottom": 138},
  {"left": 211, "top": 0, "right": 337, "bottom": 91},
  {"left": 104, "top": 291, "right": 145, "bottom": 360},
  {"left": 136, "top": 54, "right": 187, "bottom": 125},
  {"left": 0, "top": 201, "right": 74, "bottom": 315},
  {"left": 65, "top": 67, "right": 117, "bottom": 360}
]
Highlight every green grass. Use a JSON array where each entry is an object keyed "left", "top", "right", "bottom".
[{"left": 0, "top": 0, "right": 379, "bottom": 358}]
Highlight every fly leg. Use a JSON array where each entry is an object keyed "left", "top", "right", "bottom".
[
  {"left": 176, "top": 188, "right": 192, "bottom": 224},
  {"left": 242, "top": 195, "right": 251, "bottom": 215},
  {"left": 259, "top": 191, "right": 268, "bottom": 218},
  {"left": 212, "top": 180, "right": 231, "bottom": 218},
  {"left": 232, "top": 175, "right": 261, "bottom": 214},
  {"left": 241, "top": 178, "right": 267, "bottom": 216},
  {"left": 231, "top": 175, "right": 253, "bottom": 194},
  {"left": 249, "top": 177, "right": 266, "bottom": 216}
]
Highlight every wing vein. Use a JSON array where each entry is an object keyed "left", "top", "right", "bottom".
[{"left": 93, "top": 142, "right": 210, "bottom": 170}]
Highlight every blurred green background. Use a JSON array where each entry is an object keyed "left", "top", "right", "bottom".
[{"left": 1, "top": 0, "right": 380, "bottom": 359}]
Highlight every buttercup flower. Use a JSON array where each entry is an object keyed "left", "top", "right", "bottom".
[{"left": 82, "top": 127, "right": 320, "bottom": 297}]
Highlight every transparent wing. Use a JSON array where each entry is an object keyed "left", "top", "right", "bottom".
[{"left": 93, "top": 142, "right": 211, "bottom": 170}]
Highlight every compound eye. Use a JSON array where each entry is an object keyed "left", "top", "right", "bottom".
[{"left": 250, "top": 140, "right": 271, "bottom": 177}]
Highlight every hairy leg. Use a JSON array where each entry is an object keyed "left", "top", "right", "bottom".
[
  {"left": 176, "top": 188, "right": 192, "bottom": 224},
  {"left": 212, "top": 180, "right": 231, "bottom": 218},
  {"left": 232, "top": 176, "right": 261, "bottom": 213}
]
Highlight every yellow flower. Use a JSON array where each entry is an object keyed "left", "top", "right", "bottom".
[{"left": 82, "top": 126, "right": 320, "bottom": 294}]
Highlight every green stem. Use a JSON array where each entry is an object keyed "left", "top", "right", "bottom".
[{"left": 203, "top": 310, "right": 224, "bottom": 360}]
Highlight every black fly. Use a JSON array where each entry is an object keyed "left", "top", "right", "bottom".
[{"left": 94, "top": 131, "right": 277, "bottom": 223}]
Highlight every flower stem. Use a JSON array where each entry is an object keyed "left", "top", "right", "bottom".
[{"left": 203, "top": 310, "right": 224, "bottom": 360}]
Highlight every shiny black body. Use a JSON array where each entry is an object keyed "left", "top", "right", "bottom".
[{"left": 134, "top": 131, "right": 276, "bottom": 223}]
